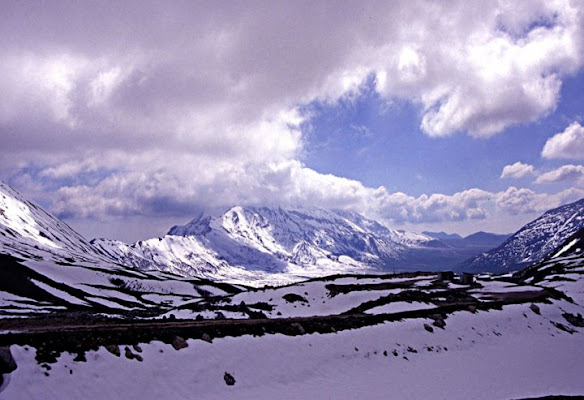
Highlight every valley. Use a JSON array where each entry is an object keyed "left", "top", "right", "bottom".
[{"left": 1, "top": 181, "right": 583, "bottom": 399}]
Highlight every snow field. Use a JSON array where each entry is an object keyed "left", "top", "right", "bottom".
[{"left": 4, "top": 300, "right": 584, "bottom": 400}]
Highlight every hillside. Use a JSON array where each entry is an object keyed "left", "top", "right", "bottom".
[
  {"left": 0, "top": 182, "right": 242, "bottom": 317},
  {"left": 1, "top": 182, "right": 584, "bottom": 399},
  {"left": 93, "top": 206, "right": 505, "bottom": 282},
  {"left": 460, "top": 198, "right": 584, "bottom": 273}
]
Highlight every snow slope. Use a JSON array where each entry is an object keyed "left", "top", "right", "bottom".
[
  {"left": 3, "top": 251, "right": 584, "bottom": 398},
  {"left": 94, "top": 206, "right": 495, "bottom": 282},
  {"left": 0, "top": 182, "right": 111, "bottom": 264},
  {"left": 4, "top": 294, "right": 584, "bottom": 400},
  {"left": 0, "top": 182, "right": 241, "bottom": 316},
  {"left": 2, "top": 181, "right": 584, "bottom": 399},
  {"left": 461, "top": 198, "right": 584, "bottom": 273}
]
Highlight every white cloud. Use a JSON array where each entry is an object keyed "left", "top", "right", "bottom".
[
  {"left": 47, "top": 156, "right": 581, "bottom": 231},
  {"left": 541, "top": 122, "right": 584, "bottom": 159},
  {"left": 535, "top": 164, "right": 584, "bottom": 184},
  {"left": 495, "top": 186, "right": 584, "bottom": 215},
  {"left": 371, "top": 0, "right": 583, "bottom": 137},
  {"left": 1, "top": 1, "right": 581, "bottom": 157},
  {"left": 500, "top": 162, "right": 535, "bottom": 179},
  {"left": 39, "top": 158, "right": 101, "bottom": 180},
  {"left": 1, "top": 1, "right": 584, "bottom": 240},
  {"left": 0, "top": 53, "right": 89, "bottom": 127}
]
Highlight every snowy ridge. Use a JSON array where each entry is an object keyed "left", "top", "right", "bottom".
[
  {"left": 93, "top": 206, "right": 455, "bottom": 282},
  {"left": 461, "top": 198, "right": 584, "bottom": 273},
  {"left": 514, "top": 230, "right": 584, "bottom": 306},
  {"left": 0, "top": 182, "right": 110, "bottom": 263},
  {"left": 1, "top": 182, "right": 584, "bottom": 399},
  {"left": 0, "top": 182, "right": 242, "bottom": 316}
]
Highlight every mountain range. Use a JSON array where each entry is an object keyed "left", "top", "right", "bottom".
[
  {"left": 91, "top": 206, "right": 510, "bottom": 282},
  {"left": 2, "top": 180, "right": 584, "bottom": 399},
  {"left": 1, "top": 180, "right": 583, "bottom": 288},
  {"left": 0, "top": 181, "right": 242, "bottom": 315}
]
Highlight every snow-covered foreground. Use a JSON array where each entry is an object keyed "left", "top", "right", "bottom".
[{"left": 3, "top": 301, "right": 583, "bottom": 400}]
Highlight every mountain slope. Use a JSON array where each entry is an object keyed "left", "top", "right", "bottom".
[
  {"left": 513, "top": 228, "right": 584, "bottom": 306},
  {"left": 0, "top": 182, "right": 111, "bottom": 263},
  {"left": 94, "top": 206, "right": 497, "bottom": 281},
  {"left": 92, "top": 206, "right": 405, "bottom": 282},
  {"left": 0, "top": 182, "right": 240, "bottom": 316},
  {"left": 460, "top": 198, "right": 584, "bottom": 273}
]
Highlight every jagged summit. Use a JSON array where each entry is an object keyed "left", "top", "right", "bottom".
[
  {"left": 94, "top": 205, "right": 510, "bottom": 280},
  {"left": 168, "top": 209, "right": 212, "bottom": 236},
  {"left": 94, "top": 206, "right": 414, "bottom": 279}
]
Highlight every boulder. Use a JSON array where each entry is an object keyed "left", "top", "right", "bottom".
[
  {"left": 431, "top": 314, "right": 446, "bottom": 329},
  {"left": 224, "top": 372, "right": 236, "bottom": 386},
  {"left": 124, "top": 347, "right": 135, "bottom": 360},
  {"left": 215, "top": 312, "right": 226, "bottom": 320},
  {"left": 283, "top": 293, "right": 308, "bottom": 303},
  {"left": 105, "top": 345, "right": 121, "bottom": 357},
  {"left": 172, "top": 336, "right": 189, "bottom": 350}
]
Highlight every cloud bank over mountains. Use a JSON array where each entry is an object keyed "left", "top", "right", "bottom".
[{"left": 1, "top": 1, "right": 583, "bottom": 240}]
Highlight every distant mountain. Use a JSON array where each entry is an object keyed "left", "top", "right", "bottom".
[
  {"left": 424, "top": 230, "right": 509, "bottom": 248},
  {"left": 93, "top": 206, "right": 421, "bottom": 278},
  {"left": 460, "top": 198, "right": 584, "bottom": 273},
  {"left": 459, "top": 232, "right": 511, "bottom": 247},
  {"left": 423, "top": 231, "right": 462, "bottom": 241},
  {"left": 94, "top": 206, "right": 499, "bottom": 278}
]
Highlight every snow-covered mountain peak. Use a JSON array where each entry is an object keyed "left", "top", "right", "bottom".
[
  {"left": 168, "top": 210, "right": 212, "bottom": 236},
  {"left": 99, "top": 205, "right": 486, "bottom": 283}
]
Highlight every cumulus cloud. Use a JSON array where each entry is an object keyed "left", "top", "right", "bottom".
[
  {"left": 495, "top": 186, "right": 584, "bottom": 215},
  {"left": 535, "top": 165, "right": 584, "bottom": 184},
  {"left": 500, "top": 162, "right": 535, "bottom": 179},
  {"left": 542, "top": 122, "right": 584, "bottom": 159},
  {"left": 47, "top": 157, "right": 581, "bottom": 231},
  {"left": 1, "top": 1, "right": 584, "bottom": 239},
  {"left": 371, "top": 1, "right": 583, "bottom": 137},
  {"left": 0, "top": 1, "right": 581, "bottom": 155}
]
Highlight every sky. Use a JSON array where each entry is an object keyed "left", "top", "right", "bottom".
[{"left": 1, "top": 0, "right": 584, "bottom": 242}]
